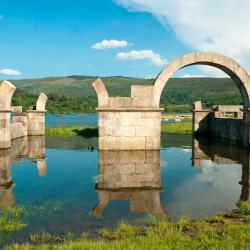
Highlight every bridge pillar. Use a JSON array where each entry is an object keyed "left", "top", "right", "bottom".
[
  {"left": 93, "top": 78, "right": 163, "bottom": 150},
  {"left": 27, "top": 93, "right": 48, "bottom": 136},
  {"left": 97, "top": 108, "right": 162, "bottom": 150},
  {"left": 0, "top": 81, "right": 16, "bottom": 149},
  {"left": 192, "top": 101, "right": 210, "bottom": 136}
]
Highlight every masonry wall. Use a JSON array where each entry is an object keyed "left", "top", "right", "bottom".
[
  {"left": 193, "top": 101, "right": 246, "bottom": 144},
  {"left": 98, "top": 111, "right": 161, "bottom": 150},
  {"left": 210, "top": 117, "right": 244, "bottom": 141}
]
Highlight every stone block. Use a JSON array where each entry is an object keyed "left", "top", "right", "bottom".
[
  {"left": 131, "top": 85, "right": 153, "bottom": 97},
  {"left": 132, "top": 97, "right": 151, "bottom": 108},
  {"left": 141, "top": 112, "right": 161, "bottom": 118},
  {"left": 118, "top": 126, "right": 136, "bottom": 137},
  {"left": 136, "top": 126, "right": 160, "bottom": 137},
  {"left": 146, "top": 137, "right": 160, "bottom": 150},
  {"left": 108, "top": 97, "right": 132, "bottom": 108}
]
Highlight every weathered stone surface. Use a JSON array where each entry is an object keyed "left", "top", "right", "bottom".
[
  {"left": 36, "top": 93, "right": 48, "bottom": 111},
  {"left": 0, "top": 81, "right": 16, "bottom": 109},
  {"left": 108, "top": 97, "right": 132, "bottom": 108},
  {"left": 131, "top": 85, "right": 153, "bottom": 97},
  {"left": 132, "top": 97, "right": 151, "bottom": 108},
  {"left": 92, "top": 78, "right": 109, "bottom": 107},
  {"left": 212, "top": 105, "right": 243, "bottom": 112},
  {"left": 193, "top": 101, "right": 202, "bottom": 111},
  {"left": 99, "top": 136, "right": 146, "bottom": 150}
]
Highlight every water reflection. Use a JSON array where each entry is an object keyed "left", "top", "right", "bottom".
[
  {"left": 93, "top": 150, "right": 165, "bottom": 218},
  {"left": 0, "top": 134, "right": 249, "bottom": 243},
  {"left": 0, "top": 136, "right": 46, "bottom": 210},
  {"left": 192, "top": 138, "right": 249, "bottom": 202}
]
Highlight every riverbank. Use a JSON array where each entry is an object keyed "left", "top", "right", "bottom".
[
  {"left": 45, "top": 122, "right": 192, "bottom": 136},
  {"left": 3, "top": 201, "right": 250, "bottom": 249}
]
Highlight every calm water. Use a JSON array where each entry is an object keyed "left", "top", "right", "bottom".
[
  {"left": 45, "top": 113, "right": 186, "bottom": 127},
  {"left": 0, "top": 133, "right": 249, "bottom": 245},
  {"left": 46, "top": 113, "right": 98, "bottom": 127}
]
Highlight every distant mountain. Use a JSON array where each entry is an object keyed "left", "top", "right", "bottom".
[{"left": 11, "top": 76, "right": 242, "bottom": 107}]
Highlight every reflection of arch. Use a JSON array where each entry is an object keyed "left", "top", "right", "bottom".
[{"left": 152, "top": 52, "right": 250, "bottom": 108}]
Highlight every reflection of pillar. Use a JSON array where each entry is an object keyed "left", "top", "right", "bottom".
[
  {"left": 0, "top": 81, "right": 16, "bottom": 149},
  {"left": 0, "top": 149, "right": 15, "bottom": 211},
  {"left": 10, "top": 137, "right": 28, "bottom": 162},
  {"left": 27, "top": 93, "right": 48, "bottom": 136},
  {"left": 192, "top": 139, "right": 201, "bottom": 167},
  {"left": 28, "top": 136, "right": 47, "bottom": 177},
  {"left": 192, "top": 136, "right": 250, "bottom": 202},
  {"left": 191, "top": 138, "right": 211, "bottom": 168},
  {"left": 93, "top": 150, "right": 165, "bottom": 218},
  {"left": 239, "top": 153, "right": 250, "bottom": 201},
  {"left": 37, "top": 159, "right": 47, "bottom": 177}
]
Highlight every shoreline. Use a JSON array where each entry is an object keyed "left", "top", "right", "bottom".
[
  {"left": 45, "top": 123, "right": 192, "bottom": 136},
  {"left": 3, "top": 201, "right": 250, "bottom": 249}
]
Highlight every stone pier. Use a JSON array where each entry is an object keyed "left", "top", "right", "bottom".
[
  {"left": 0, "top": 80, "right": 48, "bottom": 149},
  {"left": 27, "top": 93, "right": 48, "bottom": 136},
  {"left": 93, "top": 78, "right": 163, "bottom": 150},
  {"left": 0, "top": 81, "right": 16, "bottom": 149}
]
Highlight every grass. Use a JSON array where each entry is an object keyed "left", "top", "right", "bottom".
[
  {"left": 4, "top": 201, "right": 250, "bottom": 250},
  {"left": 46, "top": 126, "right": 98, "bottom": 137},
  {"left": 46, "top": 122, "right": 193, "bottom": 137},
  {"left": 161, "top": 122, "right": 192, "bottom": 133},
  {"left": 0, "top": 207, "right": 27, "bottom": 244}
]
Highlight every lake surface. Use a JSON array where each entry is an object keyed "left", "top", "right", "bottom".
[
  {"left": 46, "top": 113, "right": 98, "bottom": 127},
  {"left": 45, "top": 113, "right": 187, "bottom": 127},
  {"left": 1, "top": 133, "right": 249, "bottom": 245}
]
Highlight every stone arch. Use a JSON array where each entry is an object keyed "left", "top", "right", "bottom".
[
  {"left": 36, "top": 93, "right": 48, "bottom": 111},
  {"left": 0, "top": 81, "right": 16, "bottom": 109},
  {"left": 152, "top": 52, "right": 250, "bottom": 108}
]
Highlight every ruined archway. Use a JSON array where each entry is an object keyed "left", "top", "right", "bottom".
[
  {"left": 152, "top": 52, "right": 250, "bottom": 109},
  {"left": 93, "top": 52, "right": 250, "bottom": 150}
]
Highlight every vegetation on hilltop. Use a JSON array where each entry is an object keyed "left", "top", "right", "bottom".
[{"left": 10, "top": 76, "right": 242, "bottom": 113}]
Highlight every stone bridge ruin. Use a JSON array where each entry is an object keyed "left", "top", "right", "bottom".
[
  {"left": 93, "top": 52, "right": 250, "bottom": 150},
  {"left": 0, "top": 80, "right": 48, "bottom": 149}
]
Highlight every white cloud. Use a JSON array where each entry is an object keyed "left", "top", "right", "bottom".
[
  {"left": 116, "top": 49, "right": 167, "bottom": 67},
  {"left": 115, "top": 0, "right": 250, "bottom": 73},
  {"left": 0, "top": 69, "right": 22, "bottom": 76},
  {"left": 92, "top": 39, "right": 130, "bottom": 49}
]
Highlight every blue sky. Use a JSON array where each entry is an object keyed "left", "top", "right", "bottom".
[{"left": 0, "top": 0, "right": 249, "bottom": 79}]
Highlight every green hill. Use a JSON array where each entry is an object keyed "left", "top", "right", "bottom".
[{"left": 9, "top": 76, "right": 242, "bottom": 113}]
